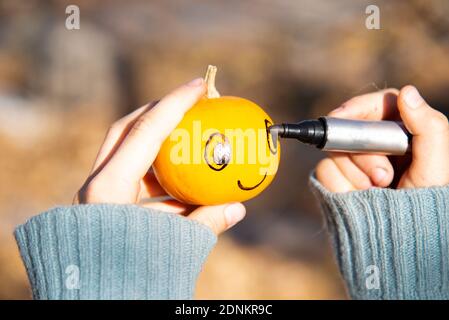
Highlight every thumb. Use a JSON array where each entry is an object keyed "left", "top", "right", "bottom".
[
  {"left": 188, "top": 203, "right": 246, "bottom": 235},
  {"left": 397, "top": 85, "right": 449, "bottom": 186}
]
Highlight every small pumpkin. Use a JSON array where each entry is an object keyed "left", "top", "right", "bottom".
[{"left": 153, "top": 65, "right": 280, "bottom": 205}]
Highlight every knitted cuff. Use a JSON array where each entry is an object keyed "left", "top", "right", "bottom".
[
  {"left": 14, "top": 204, "right": 216, "bottom": 300},
  {"left": 310, "top": 175, "right": 449, "bottom": 300}
]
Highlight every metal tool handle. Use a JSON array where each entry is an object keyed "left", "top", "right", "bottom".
[{"left": 321, "top": 117, "right": 411, "bottom": 155}]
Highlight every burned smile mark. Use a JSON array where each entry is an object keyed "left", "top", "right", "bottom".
[
  {"left": 237, "top": 172, "right": 268, "bottom": 191},
  {"left": 265, "top": 119, "right": 278, "bottom": 155}
]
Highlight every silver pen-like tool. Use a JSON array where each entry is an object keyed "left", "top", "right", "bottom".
[{"left": 269, "top": 117, "right": 411, "bottom": 155}]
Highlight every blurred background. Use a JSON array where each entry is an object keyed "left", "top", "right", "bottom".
[{"left": 1, "top": 0, "right": 449, "bottom": 299}]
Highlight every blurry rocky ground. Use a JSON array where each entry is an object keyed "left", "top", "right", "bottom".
[{"left": 1, "top": 0, "right": 448, "bottom": 299}]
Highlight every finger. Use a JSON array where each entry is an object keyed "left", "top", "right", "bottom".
[
  {"left": 100, "top": 78, "right": 206, "bottom": 183},
  {"left": 315, "top": 158, "right": 356, "bottom": 193},
  {"left": 349, "top": 154, "right": 394, "bottom": 187},
  {"left": 90, "top": 103, "right": 156, "bottom": 174},
  {"left": 139, "top": 170, "right": 168, "bottom": 198},
  {"left": 138, "top": 172, "right": 192, "bottom": 215},
  {"left": 397, "top": 85, "right": 449, "bottom": 186},
  {"left": 142, "top": 199, "right": 190, "bottom": 215},
  {"left": 329, "top": 88, "right": 399, "bottom": 120},
  {"left": 188, "top": 203, "right": 246, "bottom": 235},
  {"left": 330, "top": 153, "right": 372, "bottom": 190}
]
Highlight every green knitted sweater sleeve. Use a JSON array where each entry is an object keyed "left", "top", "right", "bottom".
[
  {"left": 14, "top": 204, "right": 217, "bottom": 300},
  {"left": 310, "top": 175, "right": 449, "bottom": 300}
]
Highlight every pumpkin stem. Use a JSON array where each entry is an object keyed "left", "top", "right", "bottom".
[{"left": 204, "top": 65, "right": 220, "bottom": 98}]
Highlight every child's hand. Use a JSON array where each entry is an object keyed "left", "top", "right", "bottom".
[
  {"left": 74, "top": 78, "right": 246, "bottom": 235},
  {"left": 316, "top": 86, "right": 449, "bottom": 192}
]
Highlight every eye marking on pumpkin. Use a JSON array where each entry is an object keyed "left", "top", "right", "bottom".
[
  {"left": 265, "top": 119, "right": 278, "bottom": 155},
  {"left": 204, "top": 132, "right": 230, "bottom": 171},
  {"left": 213, "top": 142, "right": 231, "bottom": 165},
  {"left": 237, "top": 172, "right": 268, "bottom": 191}
]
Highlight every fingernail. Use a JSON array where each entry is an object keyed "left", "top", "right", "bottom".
[
  {"left": 224, "top": 203, "right": 246, "bottom": 229},
  {"left": 186, "top": 78, "right": 204, "bottom": 87},
  {"left": 372, "top": 167, "right": 388, "bottom": 185},
  {"left": 404, "top": 86, "right": 424, "bottom": 109}
]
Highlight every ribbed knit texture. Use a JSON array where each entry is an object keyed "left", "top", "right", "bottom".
[
  {"left": 310, "top": 176, "right": 449, "bottom": 300},
  {"left": 14, "top": 204, "right": 217, "bottom": 300}
]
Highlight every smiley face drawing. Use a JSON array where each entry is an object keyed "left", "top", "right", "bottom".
[{"left": 153, "top": 96, "right": 281, "bottom": 205}]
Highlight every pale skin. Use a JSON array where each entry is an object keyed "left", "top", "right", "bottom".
[
  {"left": 74, "top": 78, "right": 246, "bottom": 235},
  {"left": 316, "top": 85, "right": 449, "bottom": 192}
]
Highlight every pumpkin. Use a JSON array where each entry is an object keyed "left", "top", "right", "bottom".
[{"left": 153, "top": 66, "right": 280, "bottom": 205}]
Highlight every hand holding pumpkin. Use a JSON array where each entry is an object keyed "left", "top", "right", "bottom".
[
  {"left": 153, "top": 66, "right": 280, "bottom": 205},
  {"left": 74, "top": 77, "right": 246, "bottom": 235}
]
